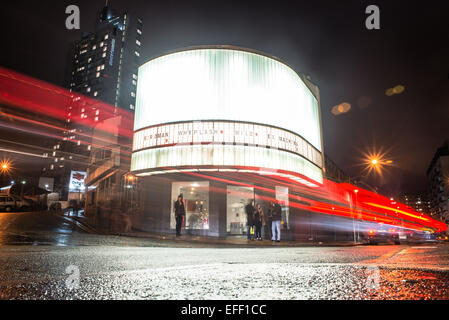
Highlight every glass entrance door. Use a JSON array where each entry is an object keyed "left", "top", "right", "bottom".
[{"left": 226, "top": 186, "right": 254, "bottom": 234}]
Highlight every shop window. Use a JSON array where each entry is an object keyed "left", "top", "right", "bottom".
[
  {"left": 226, "top": 186, "right": 254, "bottom": 234},
  {"left": 171, "top": 181, "right": 209, "bottom": 230},
  {"left": 276, "top": 186, "right": 290, "bottom": 230}
]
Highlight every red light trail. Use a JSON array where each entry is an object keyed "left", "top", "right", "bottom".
[{"left": 0, "top": 67, "right": 446, "bottom": 234}]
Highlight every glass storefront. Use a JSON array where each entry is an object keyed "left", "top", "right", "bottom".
[
  {"left": 276, "top": 186, "right": 290, "bottom": 230},
  {"left": 226, "top": 186, "right": 254, "bottom": 234},
  {"left": 171, "top": 181, "right": 209, "bottom": 230}
]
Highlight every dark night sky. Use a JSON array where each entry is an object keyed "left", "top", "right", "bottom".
[{"left": 0, "top": 0, "right": 448, "bottom": 195}]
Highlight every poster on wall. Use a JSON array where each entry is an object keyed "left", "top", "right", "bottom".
[{"left": 69, "top": 171, "right": 86, "bottom": 192}]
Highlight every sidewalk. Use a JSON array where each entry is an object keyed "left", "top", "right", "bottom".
[{"left": 64, "top": 213, "right": 364, "bottom": 248}]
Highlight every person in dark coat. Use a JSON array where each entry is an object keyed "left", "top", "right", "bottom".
[
  {"left": 245, "top": 200, "right": 255, "bottom": 240},
  {"left": 265, "top": 203, "right": 273, "bottom": 240},
  {"left": 254, "top": 203, "right": 264, "bottom": 240},
  {"left": 174, "top": 194, "right": 186, "bottom": 236},
  {"left": 271, "top": 200, "right": 282, "bottom": 242}
]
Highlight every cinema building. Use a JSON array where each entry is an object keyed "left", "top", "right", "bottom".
[{"left": 131, "top": 46, "right": 326, "bottom": 239}]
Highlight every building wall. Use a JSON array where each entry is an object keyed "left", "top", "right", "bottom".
[{"left": 427, "top": 141, "right": 449, "bottom": 226}]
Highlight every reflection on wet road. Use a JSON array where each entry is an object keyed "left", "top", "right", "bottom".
[
  {"left": 0, "top": 211, "right": 85, "bottom": 246},
  {"left": 0, "top": 211, "right": 448, "bottom": 299}
]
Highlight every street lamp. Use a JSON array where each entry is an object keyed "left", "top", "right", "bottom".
[
  {"left": 0, "top": 161, "right": 11, "bottom": 174},
  {"left": 361, "top": 151, "right": 394, "bottom": 177}
]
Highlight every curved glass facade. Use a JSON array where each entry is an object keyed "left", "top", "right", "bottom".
[
  {"left": 132, "top": 47, "right": 323, "bottom": 183},
  {"left": 134, "top": 48, "right": 322, "bottom": 151}
]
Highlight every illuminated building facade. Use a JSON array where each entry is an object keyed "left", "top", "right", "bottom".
[
  {"left": 400, "top": 194, "right": 431, "bottom": 216},
  {"left": 131, "top": 46, "right": 325, "bottom": 238}
]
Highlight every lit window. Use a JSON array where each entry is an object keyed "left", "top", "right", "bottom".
[
  {"left": 97, "top": 66, "right": 101, "bottom": 71},
  {"left": 132, "top": 80, "right": 137, "bottom": 86},
  {"left": 131, "top": 92, "right": 135, "bottom": 97},
  {"left": 136, "top": 40, "right": 141, "bottom": 46},
  {"left": 135, "top": 51, "right": 140, "bottom": 57},
  {"left": 95, "top": 110, "right": 100, "bottom": 115},
  {"left": 101, "top": 64, "right": 105, "bottom": 70},
  {"left": 104, "top": 34, "right": 109, "bottom": 40},
  {"left": 96, "top": 72, "right": 100, "bottom": 78},
  {"left": 103, "top": 46, "right": 107, "bottom": 52},
  {"left": 94, "top": 91, "right": 98, "bottom": 97},
  {"left": 95, "top": 116, "right": 99, "bottom": 122},
  {"left": 130, "top": 104, "right": 135, "bottom": 110},
  {"left": 100, "top": 42, "right": 104, "bottom": 47},
  {"left": 137, "top": 29, "right": 142, "bottom": 35},
  {"left": 92, "top": 45, "right": 97, "bottom": 50},
  {"left": 132, "top": 74, "right": 137, "bottom": 80},
  {"left": 102, "top": 52, "right": 106, "bottom": 58},
  {"left": 87, "top": 145, "right": 92, "bottom": 150}
]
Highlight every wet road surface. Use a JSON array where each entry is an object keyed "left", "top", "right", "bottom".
[{"left": 0, "top": 211, "right": 448, "bottom": 299}]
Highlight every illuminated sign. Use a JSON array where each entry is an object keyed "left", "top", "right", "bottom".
[
  {"left": 133, "top": 121, "right": 322, "bottom": 168},
  {"left": 69, "top": 170, "right": 86, "bottom": 192},
  {"left": 135, "top": 48, "right": 322, "bottom": 151},
  {"left": 131, "top": 144, "right": 323, "bottom": 184},
  {"left": 132, "top": 47, "right": 324, "bottom": 183}
]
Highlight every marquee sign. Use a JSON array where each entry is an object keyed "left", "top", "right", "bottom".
[{"left": 133, "top": 121, "right": 323, "bottom": 168}]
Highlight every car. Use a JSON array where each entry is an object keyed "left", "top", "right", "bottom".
[
  {"left": 0, "top": 194, "right": 31, "bottom": 212},
  {"left": 366, "top": 227, "right": 401, "bottom": 245}
]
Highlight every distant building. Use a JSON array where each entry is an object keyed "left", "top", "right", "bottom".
[
  {"left": 67, "top": 4, "right": 142, "bottom": 111},
  {"left": 427, "top": 140, "right": 449, "bottom": 225},
  {"left": 400, "top": 194, "right": 431, "bottom": 215},
  {"left": 324, "top": 155, "right": 352, "bottom": 184},
  {"left": 45, "top": 3, "right": 142, "bottom": 200}
]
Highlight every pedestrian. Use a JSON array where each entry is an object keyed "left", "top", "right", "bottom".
[
  {"left": 174, "top": 194, "right": 186, "bottom": 237},
  {"left": 272, "top": 200, "right": 282, "bottom": 242},
  {"left": 254, "top": 203, "right": 263, "bottom": 240},
  {"left": 245, "top": 200, "right": 255, "bottom": 240}
]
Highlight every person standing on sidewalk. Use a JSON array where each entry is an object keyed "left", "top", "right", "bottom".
[
  {"left": 174, "top": 194, "right": 186, "bottom": 237},
  {"left": 245, "top": 200, "right": 255, "bottom": 240},
  {"left": 272, "top": 200, "right": 282, "bottom": 242},
  {"left": 254, "top": 203, "right": 263, "bottom": 240}
]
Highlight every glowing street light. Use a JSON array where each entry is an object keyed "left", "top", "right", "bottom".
[
  {"left": 0, "top": 161, "right": 11, "bottom": 174},
  {"left": 361, "top": 152, "right": 394, "bottom": 176}
]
